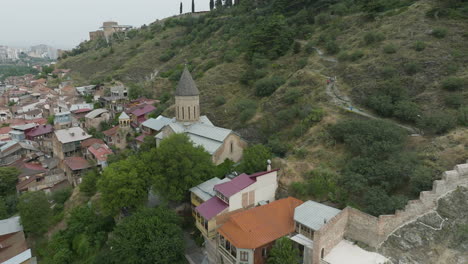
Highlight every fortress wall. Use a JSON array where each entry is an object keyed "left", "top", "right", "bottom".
[{"left": 344, "top": 162, "right": 468, "bottom": 248}]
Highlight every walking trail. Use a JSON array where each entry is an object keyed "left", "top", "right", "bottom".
[{"left": 302, "top": 41, "right": 420, "bottom": 134}]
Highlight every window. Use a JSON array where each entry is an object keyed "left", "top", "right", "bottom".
[
  {"left": 240, "top": 251, "right": 249, "bottom": 261},
  {"left": 262, "top": 247, "right": 267, "bottom": 257},
  {"left": 230, "top": 142, "right": 234, "bottom": 153},
  {"left": 182, "top": 107, "right": 185, "bottom": 119},
  {"left": 188, "top": 107, "right": 191, "bottom": 120}
]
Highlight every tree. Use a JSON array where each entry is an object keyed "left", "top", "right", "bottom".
[
  {"left": 18, "top": 191, "right": 52, "bottom": 235},
  {"left": 98, "top": 156, "right": 151, "bottom": 214},
  {"left": 180, "top": 2, "right": 183, "bottom": 14},
  {"left": 80, "top": 169, "right": 99, "bottom": 196},
  {"left": 0, "top": 167, "right": 19, "bottom": 196},
  {"left": 109, "top": 207, "right": 185, "bottom": 264},
  {"left": 210, "top": 0, "right": 214, "bottom": 10},
  {"left": 226, "top": 0, "right": 233, "bottom": 7},
  {"left": 240, "top": 144, "right": 272, "bottom": 174},
  {"left": 152, "top": 134, "right": 215, "bottom": 202},
  {"left": 267, "top": 237, "right": 299, "bottom": 264},
  {"left": 0, "top": 198, "right": 8, "bottom": 219},
  {"left": 215, "top": 0, "right": 223, "bottom": 9},
  {"left": 192, "top": 0, "right": 195, "bottom": 12}
]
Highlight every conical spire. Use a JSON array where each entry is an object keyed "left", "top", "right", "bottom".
[{"left": 175, "top": 66, "right": 199, "bottom": 96}]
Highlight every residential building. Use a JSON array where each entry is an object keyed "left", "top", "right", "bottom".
[
  {"left": 155, "top": 67, "right": 246, "bottom": 165},
  {"left": 25, "top": 124, "right": 54, "bottom": 154},
  {"left": 84, "top": 109, "right": 110, "bottom": 129},
  {"left": 63, "top": 156, "right": 91, "bottom": 185},
  {"left": 194, "top": 169, "right": 278, "bottom": 239},
  {"left": 87, "top": 143, "right": 113, "bottom": 169},
  {"left": 217, "top": 197, "right": 304, "bottom": 264},
  {"left": 52, "top": 127, "right": 91, "bottom": 160},
  {"left": 127, "top": 104, "right": 156, "bottom": 127},
  {"left": 189, "top": 177, "right": 231, "bottom": 217},
  {"left": 54, "top": 111, "right": 72, "bottom": 129},
  {"left": 0, "top": 216, "right": 34, "bottom": 264}
]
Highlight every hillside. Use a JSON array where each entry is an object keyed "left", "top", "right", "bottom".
[{"left": 58, "top": 0, "right": 468, "bottom": 215}]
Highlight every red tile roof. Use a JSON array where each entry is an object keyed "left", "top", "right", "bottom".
[
  {"left": 72, "top": 108, "right": 92, "bottom": 114},
  {"left": 81, "top": 138, "right": 105, "bottom": 148},
  {"left": 135, "top": 134, "right": 146, "bottom": 143},
  {"left": 218, "top": 197, "right": 304, "bottom": 249},
  {"left": 103, "top": 126, "right": 119, "bottom": 137},
  {"left": 0, "top": 127, "right": 11, "bottom": 135},
  {"left": 64, "top": 157, "right": 90, "bottom": 171},
  {"left": 88, "top": 143, "right": 113, "bottom": 162}
]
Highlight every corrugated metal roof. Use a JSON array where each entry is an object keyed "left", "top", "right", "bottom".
[
  {"left": 189, "top": 177, "right": 231, "bottom": 202},
  {"left": 187, "top": 134, "right": 223, "bottom": 154},
  {"left": 188, "top": 123, "right": 231, "bottom": 142},
  {"left": 142, "top": 116, "right": 175, "bottom": 131},
  {"left": 0, "top": 216, "right": 22, "bottom": 235},
  {"left": 214, "top": 173, "right": 255, "bottom": 198},
  {"left": 85, "top": 109, "right": 108, "bottom": 119},
  {"left": 294, "top": 200, "right": 341, "bottom": 231},
  {"left": 195, "top": 196, "right": 228, "bottom": 220}
]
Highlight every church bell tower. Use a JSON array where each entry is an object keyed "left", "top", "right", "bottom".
[{"left": 175, "top": 66, "right": 200, "bottom": 122}]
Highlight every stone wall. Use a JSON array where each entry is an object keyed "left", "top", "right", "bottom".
[
  {"left": 345, "top": 161, "right": 468, "bottom": 248},
  {"left": 312, "top": 209, "right": 349, "bottom": 264}
]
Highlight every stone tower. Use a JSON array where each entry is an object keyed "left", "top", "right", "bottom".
[
  {"left": 119, "top": 112, "right": 131, "bottom": 127},
  {"left": 175, "top": 67, "right": 200, "bottom": 122}
]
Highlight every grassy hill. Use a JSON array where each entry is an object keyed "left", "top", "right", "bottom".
[{"left": 58, "top": 0, "right": 468, "bottom": 214}]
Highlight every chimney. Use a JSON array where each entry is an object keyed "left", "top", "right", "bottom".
[
  {"left": 82, "top": 132, "right": 85, "bottom": 136},
  {"left": 324, "top": 218, "right": 327, "bottom": 224},
  {"left": 267, "top": 159, "right": 272, "bottom": 171},
  {"left": 70, "top": 132, "right": 75, "bottom": 136}
]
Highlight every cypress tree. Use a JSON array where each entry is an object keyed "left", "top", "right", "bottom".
[
  {"left": 215, "top": 0, "right": 223, "bottom": 8},
  {"left": 210, "top": 0, "right": 214, "bottom": 10},
  {"left": 180, "top": 2, "right": 183, "bottom": 14},
  {"left": 226, "top": 0, "right": 232, "bottom": 7},
  {"left": 192, "top": 0, "right": 195, "bottom": 12}
]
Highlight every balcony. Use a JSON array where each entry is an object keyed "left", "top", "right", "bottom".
[
  {"left": 195, "top": 220, "right": 216, "bottom": 239},
  {"left": 218, "top": 245, "right": 236, "bottom": 264}
]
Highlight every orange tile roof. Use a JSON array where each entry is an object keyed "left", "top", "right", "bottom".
[{"left": 217, "top": 197, "right": 303, "bottom": 249}]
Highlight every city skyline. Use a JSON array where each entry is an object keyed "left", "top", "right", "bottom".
[{"left": 1, "top": 0, "right": 209, "bottom": 49}]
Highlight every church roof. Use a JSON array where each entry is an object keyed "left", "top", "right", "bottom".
[
  {"left": 119, "top": 112, "right": 130, "bottom": 120},
  {"left": 175, "top": 67, "right": 199, "bottom": 96}
]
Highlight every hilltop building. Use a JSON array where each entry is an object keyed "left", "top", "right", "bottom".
[
  {"left": 155, "top": 67, "right": 246, "bottom": 165},
  {"left": 89, "top": 21, "right": 133, "bottom": 42}
]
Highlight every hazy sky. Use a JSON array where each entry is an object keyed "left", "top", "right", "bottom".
[{"left": 1, "top": 0, "right": 209, "bottom": 49}]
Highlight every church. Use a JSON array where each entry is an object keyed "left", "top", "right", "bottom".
[{"left": 154, "top": 67, "right": 246, "bottom": 165}]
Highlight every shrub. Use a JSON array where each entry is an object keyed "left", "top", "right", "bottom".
[
  {"left": 284, "top": 88, "right": 302, "bottom": 104},
  {"left": 214, "top": 96, "right": 226, "bottom": 106},
  {"left": 293, "top": 42, "right": 301, "bottom": 54},
  {"left": 325, "top": 40, "right": 340, "bottom": 55},
  {"left": 458, "top": 106, "right": 468, "bottom": 126},
  {"left": 441, "top": 77, "right": 465, "bottom": 91},
  {"left": 203, "top": 60, "right": 217, "bottom": 72},
  {"left": 51, "top": 187, "right": 72, "bottom": 205},
  {"left": 381, "top": 66, "right": 397, "bottom": 78},
  {"left": 364, "top": 32, "right": 385, "bottom": 45},
  {"left": 403, "top": 62, "right": 421, "bottom": 75},
  {"left": 294, "top": 148, "right": 309, "bottom": 159},
  {"left": 444, "top": 94, "right": 464, "bottom": 108},
  {"left": 432, "top": 28, "right": 448, "bottom": 38},
  {"left": 417, "top": 111, "right": 457, "bottom": 134},
  {"left": 254, "top": 76, "right": 286, "bottom": 97},
  {"left": 367, "top": 95, "right": 395, "bottom": 117},
  {"left": 267, "top": 137, "right": 289, "bottom": 157},
  {"left": 297, "top": 58, "right": 308, "bottom": 69},
  {"left": 236, "top": 99, "right": 257, "bottom": 123},
  {"left": 394, "top": 101, "right": 421, "bottom": 122},
  {"left": 315, "top": 13, "right": 331, "bottom": 25},
  {"left": 159, "top": 50, "right": 175, "bottom": 62},
  {"left": 413, "top": 41, "right": 426, "bottom": 51},
  {"left": 305, "top": 42, "right": 315, "bottom": 54},
  {"left": 383, "top": 44, "right": 397, "bottom": 54}
]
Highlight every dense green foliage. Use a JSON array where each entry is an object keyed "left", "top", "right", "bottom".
[
  {"left": 0, "top": 65, "right": 38, "bottom": 81},
  {"left": 108, "top": 207, "right": 185, "bottom": 264},
  {"left": 150, "top": 133, "right": 215, "bottom": 202},
  {"left": 267, "top": 237, "right": 300, "bottom": 264},
  {"left": 329, "top": 119, "right": 436, "bottom": 216},
  {"left": 0, "top": 167, "right": 19, "bottom": 197},
  {"left": 18, "top": 191, "right": 52, "bottom": 235},
  {"left": 240, "top": 144, "right": 272, "bottom": 174}
]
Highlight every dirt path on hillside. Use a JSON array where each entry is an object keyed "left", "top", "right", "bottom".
[{"left": 299, "top": 40, "right": 420, "bottom": 134}]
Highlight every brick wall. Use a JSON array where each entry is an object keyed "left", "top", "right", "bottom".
[{"left": 312, "top": 209, "right": 349, "bottom": 263}]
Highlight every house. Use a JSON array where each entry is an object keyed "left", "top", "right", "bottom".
[
  {"left": 102, "top": 112, "right": 132, "bottom": 149},
  {"left": 87, "top": 143, "right": 113, "bottom": 169},
  {"left": 99, "top": 95, "right": 128, "bottom": 118},
  {"left": 217, "top": 197, "right": 304, "bottom": 264},
  {"left": 84, "top": 109, "right": 110, "bottom": 129},
  {"left": 22, "top": 109, "right": 42, "bottom": 120},
  {"left": 155, "top": 67, "right": 246, "bottom": 165},
  {"left": 0, "top": 216, "right": 34, "bottom": 264},
  {"left": 15, "top": 159, "right": 69, "bottom": 194},
  {"left": 190, "top": 177, "right": 231, "bottom": 217},
  {"left": 127, "top": 104, "right": 156, "bottom": 127},
  {"left": 52, "top": 127, "right": 91, "bottom": 160},
  {"left": 25, "top": 124, "right": 54, "bottom": 154},
  {"left": 0, "top": 126, "right": 11, "bottom": 141},
  {"left": 63, "top": 156, "right": 91, "bottom": 185},
  {"left": 194, "top": 168, "right": 278, "bottom": 239},
  {"left": 0, "top": 108, "right": 12, "bottom": 121},
  {"left": 54, "top": 111, "right": 72, "bottom": 129}
]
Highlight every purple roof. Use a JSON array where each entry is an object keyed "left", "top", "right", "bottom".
[
  {"left": 214, "top": 173, "right": 256, "bottom": 198},
  {"left": 131, "top": 105, "right": 156, "bottom": 117},
  {"left": 195, "top": 196, "right": 228, "bottom": 220},
  {"left": 25, "top": 124, "right": 53, "bottom": 138}
]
